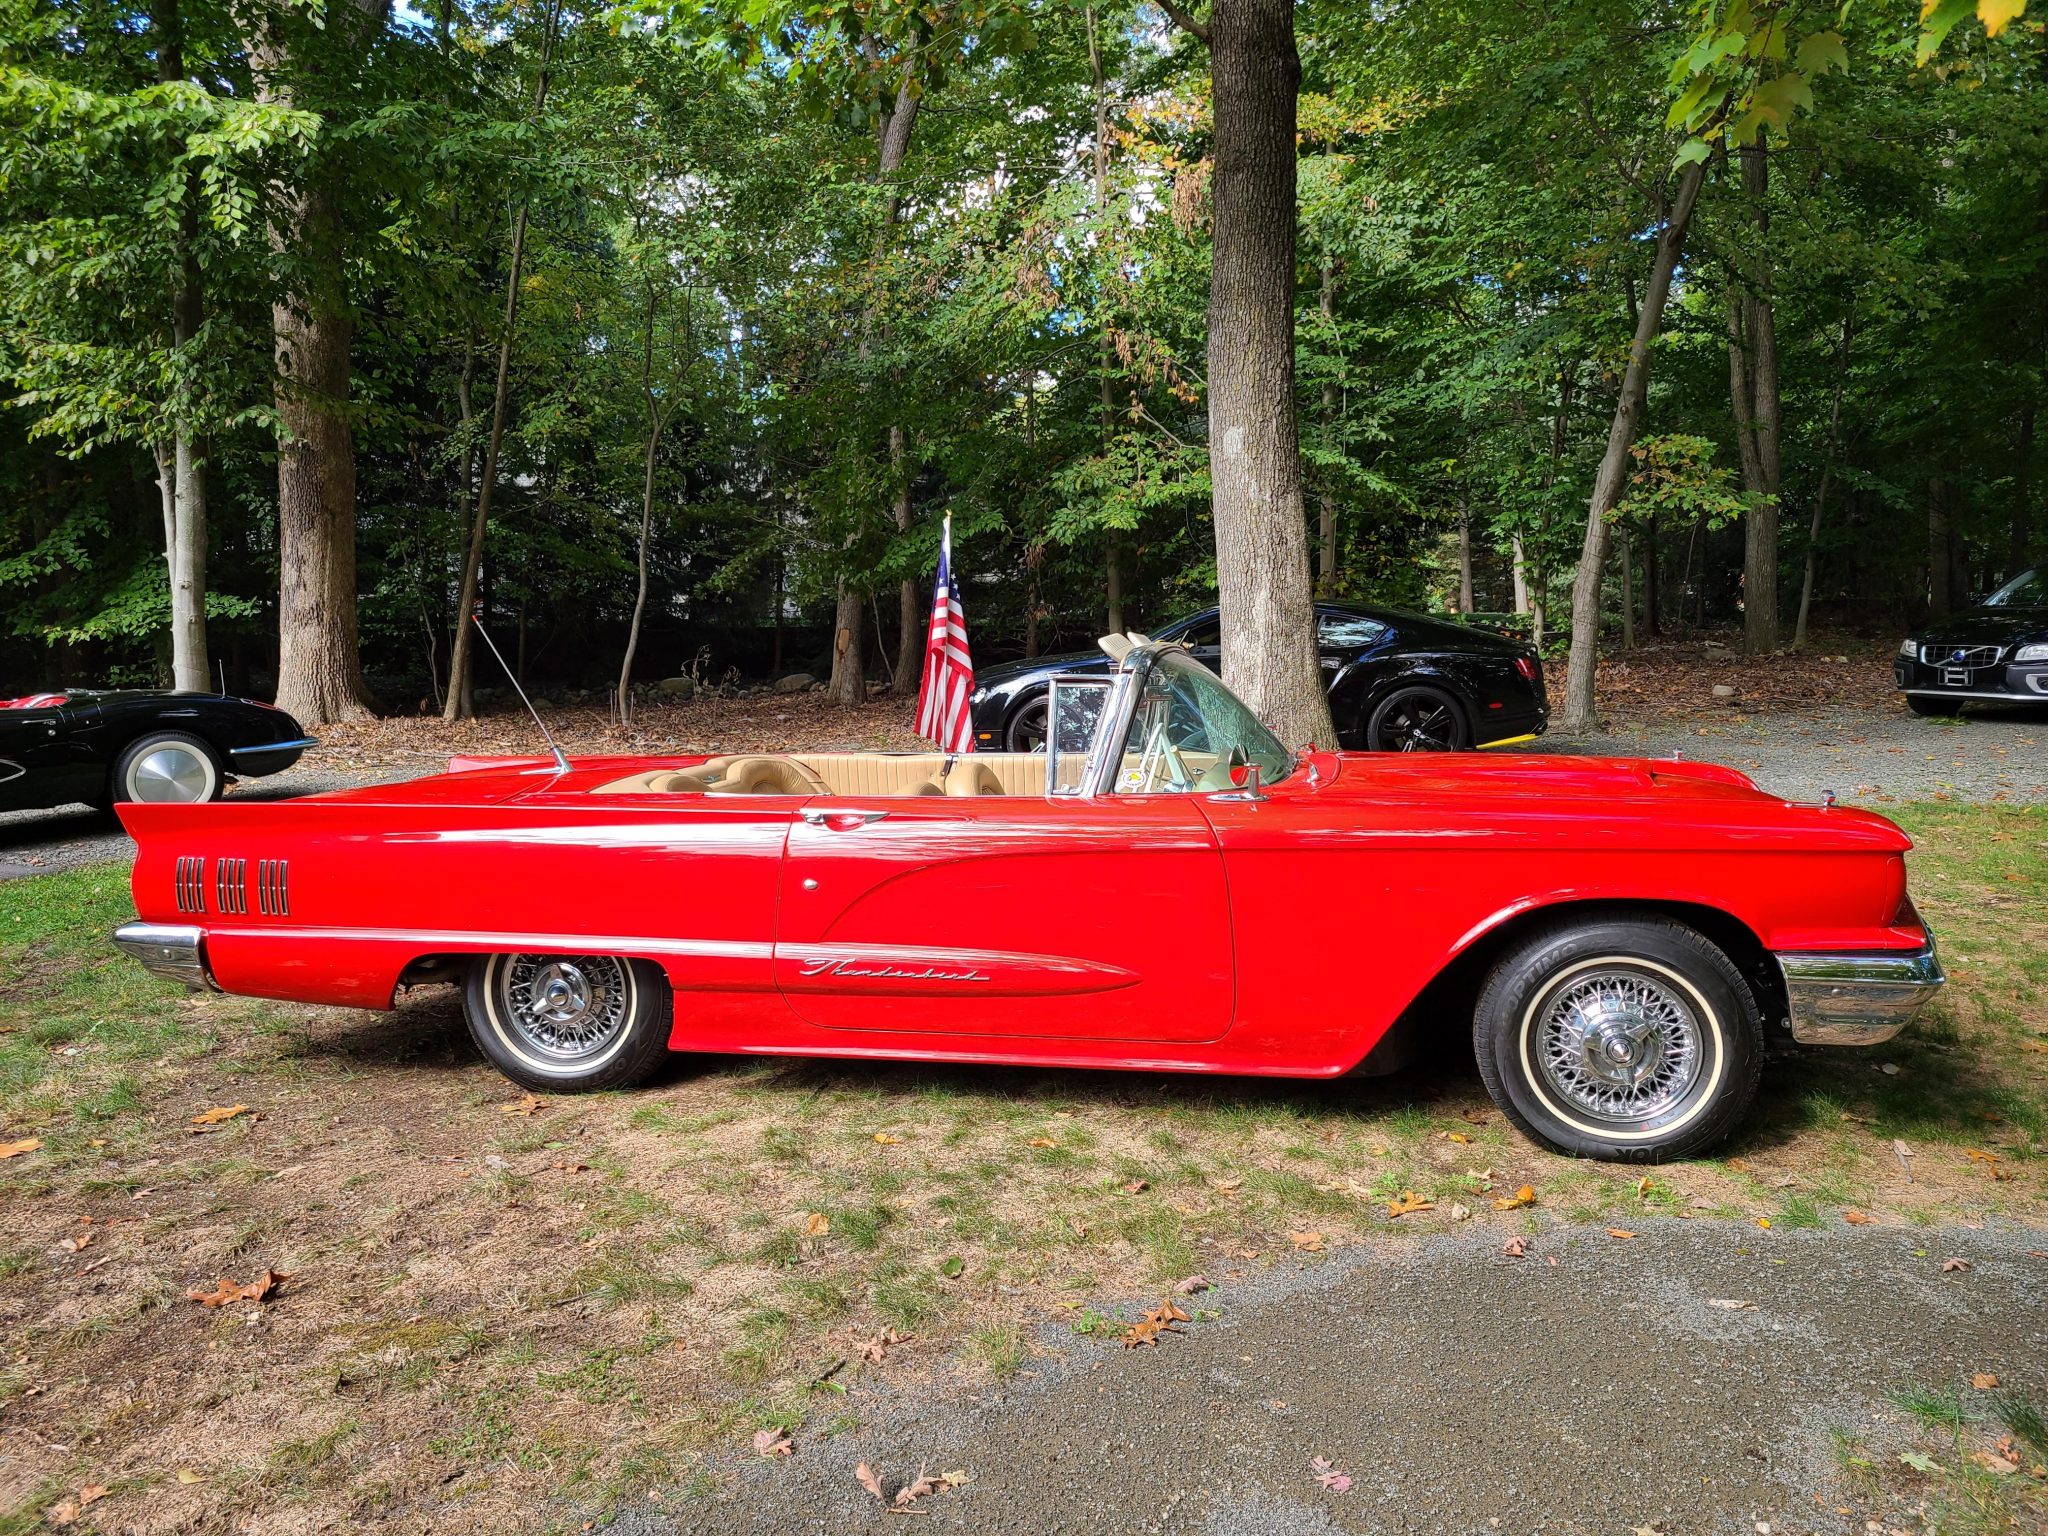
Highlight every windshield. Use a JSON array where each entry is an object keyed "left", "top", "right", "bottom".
[
  {"left": 1985, "top": 566, "right": 2047, "bottom": 608},
  {"left": 1111, "top": 650, "right": 1292, "bottom": 794}
]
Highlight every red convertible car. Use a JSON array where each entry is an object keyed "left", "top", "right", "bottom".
[{"left": 112, "top": 638, "right": 1941, "bottom": 1161}]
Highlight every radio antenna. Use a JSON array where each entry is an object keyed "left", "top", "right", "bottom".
[{"left": 469, "top": 612, "right": 569, "bottom": 774}]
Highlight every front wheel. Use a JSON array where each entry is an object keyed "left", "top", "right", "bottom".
[
  {"left": 464, "top": 953, "right": 673, "bottom": 1092},
  {"left": 1005, "top": 695, "right": 1050, "bottom": 752},
  {"left": 1472, "top": 918, "right": 1762, "bottom": 1162},
  {"left": 1907, "top": 695, "right": 1963, "bottom": 718}
]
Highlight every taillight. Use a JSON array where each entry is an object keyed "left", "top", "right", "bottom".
[{"left": 1513, "top": 656, "right": 1536, "bottom": 682}]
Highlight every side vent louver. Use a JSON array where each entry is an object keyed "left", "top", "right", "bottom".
[
  {"left": 176, "top": 856, "right": 205, "bottom": 913},
  {"left": 257, "top": 858, "right": 290, "bottom": 916},
  {"left": 215, "top": 857, "right": 248, "bottom": 915}
]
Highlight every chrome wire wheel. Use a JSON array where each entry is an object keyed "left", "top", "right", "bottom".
[
  {"left": 494, "top": 954, "right": 631, "bottom": 1063},
  {"left": 125, "top": 740, "right": 217, "bottom": 802},
  {"left": 1531, "top": 965, "right": 1703, "bottom": 1125}
]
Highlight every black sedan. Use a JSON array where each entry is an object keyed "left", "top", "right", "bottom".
[
  {"left": 1894, "top": 565, "right": 2048, "bottom": 717},
  {"left": 0, "top": 689, "right": 315, "bottom": 814},
  {"left": 970, "top": 604, "right": 1548, "bottom": 752}
]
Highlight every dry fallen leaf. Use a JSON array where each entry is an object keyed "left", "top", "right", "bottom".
[
  {"left": 190, "top": 1104, "right": 248, "bottom": 1125},
  {"left": 1448, "top": 1202, "right": 1471, "bottom": 1222},
  {"left": 854, "top": 1327, "right": 903, "bottom": 1366},
  {"left": 186, "top": 1269, "right": 288, "bottom": 1307},
  {"left": 1970, "top": 1449, "right": 2020, "bottom": 1476},
  {"left": 1288, "top": 1230, "right": 1324, "bottom": 1253},
  {"left": 893, "top": 1467, "right": 967, "bottom": 1508},
  {"left": 1309, "top": 1455, "right": 1353, "bottom": 1493},
  {"left": 872, "top": 1132, "right": 900, "bottom": 1145},
  {"left": 1386, "top": 1190, "right": 1434, "bottom": 1218},
  {"left": 1447, "top": 1131, "right": 1471, "bottom": 1145},
  {"left": 1964, "top": 1148, "right": 2000, "bottom": 1164},
  {"left": 1842, "top": 1208, "right": 1873, "bottom": 1225},
  {"left": 1026, "top": 1136, "right": 1057, "bottom": 1148},
  {"left": 1942, "top": 1257, "right": 1972, "bottom": 1273},
  {"left": 1501, "top": 1236, "right": 1529, "bottom": 1258},
  {"left": 1, "top": 1137, "right": 43, "bottom": 1159},
  {"left": 175, "top": 1469, "right": 203, "bottom": 1485},
  {"left": 1209, "top": 1175, "right": 1243, "bottom": 1194},
  {"left": 751, "top": 1428, "right": 792, "bottom": 1458},
  {"left": 1491, "top": 1185, "right": 1536, "bottom": 1212},
  {"left": 1605, "top": 1228, "right": 1637, "bottom": 1240},
  {"left": 499, "top": 1093, "right": 544, "bottom": 1117},
  {"left": 801, "top": 1211, "right": 830, "bottom": 1239},
  {"left": 1121, "top": 1179, "right": 1149, "bottom": 1195},
  {"left": 1973, "top": 1372, "right": 2001, "bottom": 1390},
  {"left": 1725, "top": 1157, "right": 1751, "bottom": 1173},
  {"left": 1635, "top": 1176, "right": 1653, "bottom": 1198},
  {"left": 1123, "top": 1297, "right": 1190, "bottom": 1348},
  {"left": 1706, "top": 1298, "right": 1757, "bottom": 1311},
  {"left": 1756, "top": 1217, "right": 1772, "bottom": 1230},
  {"left": 854, "top": 1463, "right": 884, "bottom": 1502},
  {"left": 60, "top": 1232, "right": 92, "bottom": 1255},
  {"left": 1174, "top": 1275, "right": 1212, "bottom": 1296}
]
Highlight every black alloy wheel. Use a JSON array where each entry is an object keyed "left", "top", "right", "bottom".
[
  {"left": 1006, "top": 695, "right": 1050, "bottom": 752},
  {"left": 1366, "top": 685, "right": 1471, "bottom": 752}
]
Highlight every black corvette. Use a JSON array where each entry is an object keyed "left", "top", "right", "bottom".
[
  {"left": 970, "top": 603, "right": 1548, "bottom": 752},
  {"left": 1894, "top": 565, "right": 2048, "bottom": 717},
  {"left": 0, "top": 689, "right": 315, "bottom": 814}
]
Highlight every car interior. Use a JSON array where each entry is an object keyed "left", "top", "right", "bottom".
[{"left": 591, "top": 753, "right": 1076, "bottom": 797}]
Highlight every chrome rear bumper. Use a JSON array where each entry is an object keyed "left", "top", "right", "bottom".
[
  {"left": 112, "top": 922, "right": 220, "bottom": 991},
  {"left": 1776, "top": 939, "right": 1944, "bottom": 1046}
]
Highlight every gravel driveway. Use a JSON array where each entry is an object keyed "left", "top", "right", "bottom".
[
  {"left": 626, "top": 1223, "right": 2048, "bottom": 1536},
  {"left": 4, "top": 704, "right": 2041, "bottom": 880}
]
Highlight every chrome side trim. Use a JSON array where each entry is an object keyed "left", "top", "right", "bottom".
[
  {"left": 1776, "top": 940, "right": 1944, "bottom": 1046},
  {"left": 229, "top": 736, "right": 318, "bottom": 759},
  {"left": 112, "top": 922, "right": 220, "bottom": 991}
]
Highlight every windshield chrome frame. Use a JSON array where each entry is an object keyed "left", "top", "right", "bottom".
[{"left": 1081, "top": 645, "right": 1295, "bottom": 799}]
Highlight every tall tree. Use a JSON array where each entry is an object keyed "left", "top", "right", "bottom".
[
  {"left": 245, "top": 0, "right": 390, "bottom": 722},
  {"left": 1727, "top": 142, "right": 1782, "bottom": 654},
  {"left": 1161, "top": 0, "right": 1335, "bottom": 748}
]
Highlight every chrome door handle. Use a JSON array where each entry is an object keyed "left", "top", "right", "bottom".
[{"left": 801, "top": 808, "right": 888, "bottom": 828}]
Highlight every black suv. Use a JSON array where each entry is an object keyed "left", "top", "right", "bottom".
[{"left": 1895, "top": 565, "right": 2048, "bottom": 717}]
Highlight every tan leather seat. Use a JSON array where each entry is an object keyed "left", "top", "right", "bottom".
[
  {"left": 705, "top": 756, "right": 829, "bottom": 794},
  {"left": 896, "top": 774, "right": 947, "bottom": 796},
  {"left": 943, "top": 760, "right": 1006, "bottom": 797}
]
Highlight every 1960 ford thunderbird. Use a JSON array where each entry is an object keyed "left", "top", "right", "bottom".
[{"left": 111, "top": 637, "right": 1942, "bottom": 1161}]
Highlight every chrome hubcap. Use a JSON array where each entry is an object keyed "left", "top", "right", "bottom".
[
  {"left": 1536, "top": 968, "right": 1702, "bottom": 1122},
  {"left": 498, "top": 955, "right": 629, "bottom": 1060},
  {"left": 130, "top": 745, "right": 211, "bottom": 802}
]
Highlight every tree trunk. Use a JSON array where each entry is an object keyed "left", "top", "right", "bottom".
[
  {"left": 2014, "top": 403, "right": 2033, "bottom": 576},
  {"left": 1088, "top": 3, "right": 1127, "bottom": 636},
  {"left": 890, "top": 426, "right": 918, "bottom": 696},
  {"left": 247, "top": 0, "right": 386, "bottom": 723},
  {"left": 1559, "top": 160, "right": 1705, "bottom": 734},
  {"left": 1730, "top": 144, "right": 1782, "bottom": 655},
  {"left": 1511, "top": 533, "right": 1530, "bottom": 614},
  {"left": 618, "top": 291, "right": 674, "bottom": 724},
  {"left": 445, "top": 0, "right": 562, "bottom": 720},
  {"left": 1619, "top": 526, "right": 1634, "bottom": 650},
  {"left": 1200, "top": 0, "right": 1333, "bottom": 748},
  {"left": 1643, "top": 509, "right": 1660, "bottom": 636},
  {"left": 1317, "top": 252, "right": 1339, "bottom": 595},
  {"left": 1926, "top": 475, "right": 1951, "bottom": 621},
  {"left": 1456, "top": 508, "right": 1473, "bottom": 614},
  {"left": 155, "top": 0, "right": 209, "bottom": 692},
  {"left": 829, "top": 59, "right": 922, "bottom": 707},
  {"left": 1793, "top": 314, "right": 1853, "bottom": 650}
]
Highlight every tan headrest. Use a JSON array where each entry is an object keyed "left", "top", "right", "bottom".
[
  {"left": 944, "top": 760, "right": 1005, "bottom": 797},
  {"left": 710, "top": 756, "right": 830, "bottom": 794},
  {"left": 896, "top": 775, "right": 947, "bottom": 796}
]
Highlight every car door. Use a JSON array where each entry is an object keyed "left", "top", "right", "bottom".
[
  {"left": 0, "top": 698, "right": 87, "bottom": 812},
  {"left": 775, "top": 791, "right": 1234, "bottom": 1043}
]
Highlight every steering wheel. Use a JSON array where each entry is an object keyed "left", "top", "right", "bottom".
[{"left": 1136, "top": 719, "right": 1195, "bottom": 792}]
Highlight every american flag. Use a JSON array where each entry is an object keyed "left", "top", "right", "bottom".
[{"left": 914, "top": 514, "right": 976, "bottom": 754}]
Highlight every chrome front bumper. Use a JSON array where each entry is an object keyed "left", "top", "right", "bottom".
[
  {"left": 1776, "top": 939, "right": 1944, "bottom": 1046},
  {"left": 113, "top": 922, "right": 220, "bottom": 991}
]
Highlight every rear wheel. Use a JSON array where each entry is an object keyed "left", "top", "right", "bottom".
[
  {"left": 113, "top": 731, "right": 223, "bottom": 804},
  {"left": 464, "top": 953, "right": 672, "bottom": 1092},
  {"left": 1366, "top": 685, "right": 1470, "bottom": 752},
  {"left": 1907, "top": 695, "right": 1964, "bottom": 718},
  {"left": 1472, "top": 917, "right": 1762, "bottom": 1162}
]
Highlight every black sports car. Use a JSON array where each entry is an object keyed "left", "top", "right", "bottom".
[
  {"left": 1894, "top": 565, "right": 2048, "bottom": 717},
  {"left": 970, "top": 604, "right": 1548, "bottom": 752},
  {"left": 0, "top": 689, "right": 315, "bottom": 814}
]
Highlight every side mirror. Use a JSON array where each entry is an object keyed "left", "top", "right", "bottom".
[{"left": 1215, "top": 754, "right": 1265, "bottom": 803}]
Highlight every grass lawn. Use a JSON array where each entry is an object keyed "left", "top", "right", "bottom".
[{"left": 0, "top": 802, "right": 2042, "bottom": 1533}]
